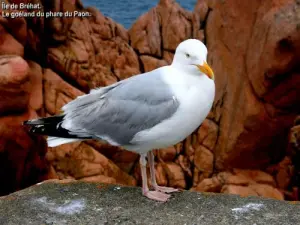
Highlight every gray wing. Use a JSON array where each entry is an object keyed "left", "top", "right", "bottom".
[{"left": 61, "top": 68, "right": 179, "bottom": 146}]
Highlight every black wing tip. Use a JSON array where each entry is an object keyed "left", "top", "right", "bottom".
[
  {"left": 22, "top": 119, "right": 40, "bottom": 126},
  {"left": 23, "top": 120, "right": 31, "bottom": 125},
  {"left": 22, "top": 115, "right": 65, "bottom": 126}
]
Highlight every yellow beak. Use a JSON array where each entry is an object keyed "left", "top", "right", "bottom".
[{"left": 196, "top": 62, "right": 215, "bottom": 80}]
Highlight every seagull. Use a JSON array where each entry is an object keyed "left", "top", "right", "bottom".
[{"left": 23, "top": 39, "right": 215, "bottom": 202}]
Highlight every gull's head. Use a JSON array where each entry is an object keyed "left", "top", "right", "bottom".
[{"left": 171, "top": 39, "right": 214, "bottom": 80}]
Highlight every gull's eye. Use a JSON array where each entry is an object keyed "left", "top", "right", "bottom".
[{"left": 185, "top": 53, "right": 190, "bottom": 58}]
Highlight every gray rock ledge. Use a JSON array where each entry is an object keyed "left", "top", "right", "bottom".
[{"left": 0, "top": 181, "right": 299, "bottom": 225}]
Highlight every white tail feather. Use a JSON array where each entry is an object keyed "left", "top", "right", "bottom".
[{"left": 47, "top": 137, "right": 82, "bottom": 147}]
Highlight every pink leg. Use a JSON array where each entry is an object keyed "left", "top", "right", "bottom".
[
  {"left": 139, "top": 153, "right": 170, "bottom": 202},
  {"left": 147, "top": 151, "right": 179, "bottom": 193}
]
